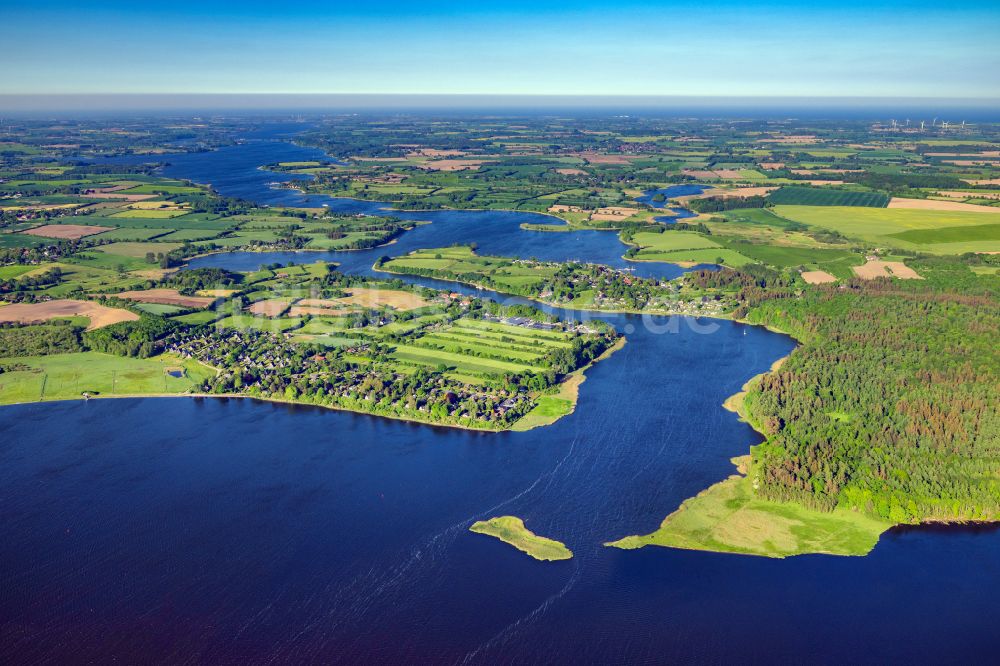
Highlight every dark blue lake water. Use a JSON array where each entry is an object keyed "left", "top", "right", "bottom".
[{"left": 7, "top": 128, "right": 1000, "bottom": 663}]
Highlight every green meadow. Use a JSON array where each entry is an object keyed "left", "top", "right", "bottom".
[
  {"left": 773, "top": 205, "right": 1000, "bottom": 253},
  {"left": 0, "top": 352, "right": 214, "bottom": 405}
]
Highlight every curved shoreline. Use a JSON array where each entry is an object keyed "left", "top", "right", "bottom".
[{"left": 373, "top": 264, "right": 737, "bottom": 320}]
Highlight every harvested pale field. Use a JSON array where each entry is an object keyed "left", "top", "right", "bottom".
[
  {"left": 706, "top": 186, "right": 777, "bottom": 199},
  {"left": 712, "top": 169, "right": 745, "bottom": 179},
  {"left": 416, "top": 159, "right": 489, "bottom": 171},
  {"left": 926, "top": 152, "right": 1000, "bottom": 157},
  {"left": 296, "top": 298, "right": 352, "bottom": 310},
  {"left": 350, "top": 157, "right": 409, "bottom": 162},
  {"left": 196, "top": 289, "right": 237, "bottom": 297},
  {"left": 0, "top": 299, "right": 137, "bottom": 330},
  {"left": 248, "top": 300, "right": 291, "bottom": 317},
  {"left": 338, "top": 288, "right": 430, "bottom": 310},
  {"left": 800, "top": 179, "right": 845, "bottom": 186},
  {"left": 888, "top": 198, "right": 1000, "bottom": 213},
  {"left": 591, "top": 206, "right": 640, "bottom": 221},
  {"left": 548, "top": 204, "right": 584, "bottom": 213},
  {"left": 0, "top": 203, "right": 81, "bottom": 212},
  {"left": 683, "top": 169, "right": 719, "bottom": 180},
  {"left": 128, "top": 201, "right": 188, "bottom": 211},
  {"left": 22, "top": 224, "right": 111, "bottom": 239},
  {"left": 117, "top": 288, "right": 216, "bottom": 309},
  {"left": 288, "top": 306, "right": 352, "bottom": 317},
  {"left": 130, "top": 269, "right": 173, "bottom": 280},
  {"left": 81, "top": 185, "right": 155, "bottom": 201},
  {"left": 801, "top": 270, "right": 837, "bottom": 284},
  {"left": 759, "top": 162, "right": 785, "bottom": 169},
  {"left": 853, "top": 260, "right": 922, "bottom": 280},
  {"left": 943, "top": 160, "right": 1000, "bottom": 167},
  {"left": 965, "top": 178, "right": 1000, "bottom": 186},
  {"left": 555, "top": 168, "right": 589, "bottom": 176},
  {"left": 934, "top": 191, "right": 1000, "bottom": 200}
]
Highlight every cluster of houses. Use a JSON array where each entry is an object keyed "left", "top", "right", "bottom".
[{"left": 162, "top": 325, "right": 535, "bottom": 424}]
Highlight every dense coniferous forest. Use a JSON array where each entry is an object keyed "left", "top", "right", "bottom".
[{"left": 744, "top": 260, "right": 1000, "bottom": 523}]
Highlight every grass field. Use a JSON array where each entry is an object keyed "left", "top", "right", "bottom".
[
  {"left": 767, "top": 186, "right": 889, "bottom": 207},
  {"left": 0, "top": 265, "right": 38, "bottom": 279},
  {"left": 888, "top": 222, "right": 1000, "bottom": 245},
  {"left": 774, "top": 205, "right": 1000, "bottom": 253},
  {"left": 390, "top": 318, "right": 573, "bottom": 381},
  {"left": 606, "top": 468, "right": 890, "bottom": 558},
  {"left": 0, "top": 352, "right": 214, "bottom": 404},
  {"left": 470, "top": 516, "right": 573, "bottom": 561},
  {"left": 629, "top": 230, "right": 721, "bottom": 253},
  {"left": 111, "top": 209, "right": 191, "bottom": 219},
  {"left": 96, "top": 241, "right": 184, "bottom": 258},
  {"left": 721, "top": 242, "right": 862, "bottom": 278},
  {"left": 630, "top": 247, "right": 754, "bottom": 267},
  {"left": 134, "top": 303, "right": 185, "bottom": 315}
]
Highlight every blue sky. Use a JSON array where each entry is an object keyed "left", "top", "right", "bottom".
[{"left": 4, "top": 1, "right": 999, "bottom": 98}]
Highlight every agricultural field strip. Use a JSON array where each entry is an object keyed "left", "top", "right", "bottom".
[
  {"left": 415, "top": 333, "right": 550, "bottom": 363},
  {"left": 390, "top": 346, "right": 537, "bottom": 374}
]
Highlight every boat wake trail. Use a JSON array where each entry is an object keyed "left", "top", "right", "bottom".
[{"left": 459, "top": 562, "right": 582, "bottom": 665}]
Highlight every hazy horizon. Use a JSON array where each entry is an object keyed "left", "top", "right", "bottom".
[{"left": 1, "top": 94, "right": 997, "bottom": 120}]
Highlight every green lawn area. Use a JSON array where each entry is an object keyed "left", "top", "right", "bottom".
[
  {"left": 0, "top": 352, "right": 214, "bottom": 404},
  {"left": 606, "top": 467, "right": 891, "bottom": 558},
  {"left": 470, "top": 516, "right": 573, "bottom": 561}
]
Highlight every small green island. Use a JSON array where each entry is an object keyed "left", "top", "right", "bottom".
[{"left": 470, "top": 516, "right": 573, "bottom": 561}]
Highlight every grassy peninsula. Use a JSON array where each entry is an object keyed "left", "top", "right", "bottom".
[
  {"left": 470, "top": 516, "right": 573, "bottom": 561},
  {"left": 0, "top": 261, "right": 620, "bottom": 432},
  {"left": 607, "top": 457, "right": 891, "bottom": 558}
]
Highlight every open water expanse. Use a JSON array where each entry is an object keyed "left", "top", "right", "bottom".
[{"left": 3, "top": 127, "right": 1000, "bottom": 664}]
